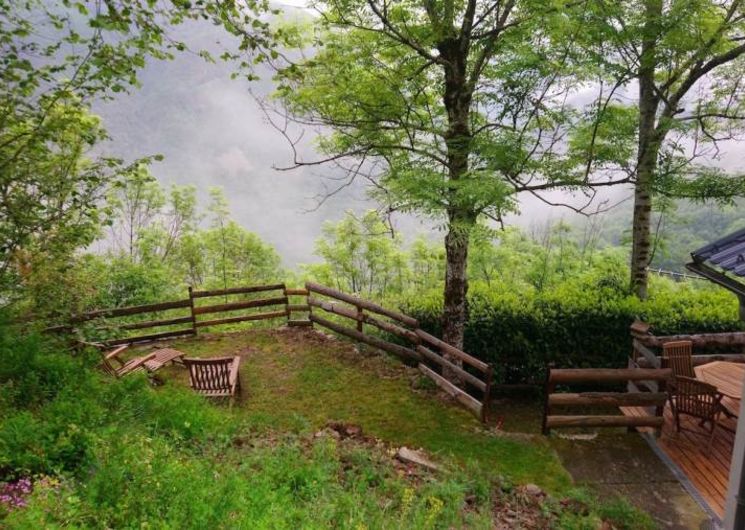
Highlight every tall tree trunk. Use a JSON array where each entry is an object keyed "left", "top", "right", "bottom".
[
  {"left": 630, "top": 153, "right": 656, "bottom": 300},
  {"left": 442, "top": 210, "right": 474, "bottom": 350},
  {"left": 631, "top": 0, "right": 662, "bottom": 300},
  {"left": 439, "top": 37, "right": 474, "bottom": 352}
]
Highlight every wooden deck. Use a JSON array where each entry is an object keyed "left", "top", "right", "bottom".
[{"left": 622, "top": 404, "right": 737, "bottom": 518}]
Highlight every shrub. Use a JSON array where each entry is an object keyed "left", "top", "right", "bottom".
[
  {"left": 0, "top": 327, "right": 230, "bottom": 479},
  {"left": 404, "top": 275, "right": 743, "bottom": 384},
  {"left": 0, "top": 329, "right": 81, "bottom": 410}
]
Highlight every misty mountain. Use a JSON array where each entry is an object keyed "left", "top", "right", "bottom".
[
  {"left": 92, "top": 13, "right": 745, "bottom": 270},
  {"left": 93, "top": 14, "right": 412, "bottom": 268}
]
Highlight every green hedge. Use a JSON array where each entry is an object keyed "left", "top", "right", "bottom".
[{"left": 403, "top": 276, "right": 743, "bottom": 385}]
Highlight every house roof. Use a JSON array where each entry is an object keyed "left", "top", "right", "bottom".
[
  {"left": 691, "top": 227, "right": 745, "bottom": 277},
  {"left": 687, "top": 227, "right": 745, "bottom": 299}
]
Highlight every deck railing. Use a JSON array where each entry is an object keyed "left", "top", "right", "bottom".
[
  {"left": 542, "top": 367, "right": 671, "bottom": 435},
  {"left": 630, "top": 319, "right": 745, "bottom": 372}
]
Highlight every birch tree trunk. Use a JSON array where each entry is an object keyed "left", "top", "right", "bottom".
[
  {"left": 630, "top": 0, "right": 662, "bottom": 300},
  {"left": 439, "top": 37, "right": 474, "bottom": 353}
]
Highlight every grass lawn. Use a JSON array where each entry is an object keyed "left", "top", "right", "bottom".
[
  {"left": 167, "top": 327, "right": 571, "bottom": 493},
  {"left": 2, "top": 326, "right": 655, "bottom": 528}
]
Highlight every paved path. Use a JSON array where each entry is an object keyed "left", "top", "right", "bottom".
[{"left": 551, "top": 432, "right": 713, "bottom": 529}]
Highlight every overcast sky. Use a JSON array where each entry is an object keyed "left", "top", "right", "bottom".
[{"left": 92, "top": 11, "right": 745, "bottom": 269}]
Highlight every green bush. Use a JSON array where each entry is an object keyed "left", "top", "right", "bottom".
[
  {"left": 404, "top": 274, "right": 743, "bottom": 384},
  {"left": 0, "top": 325, "right": 230, "bottom": 478},
  {"left": 0, "top": 330, "right": 81, "bottom": 410},
  {"left": 4, "top": 431, "right": 496, "bottom": 529}
]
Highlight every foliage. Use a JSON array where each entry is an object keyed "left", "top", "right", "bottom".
[
  {"left": 0, "top": 334, "right": 227, "bottom": 479},
  {"left": 18, "top": 175, "right": 282, "bottom": 317},
  {"left": 0, "top": 0, "right": 171, "bottom": 293},
  {"left": 303, "top": 214, "right": 743, "bottom": 385},
  {"left": 0, "top": 98, "right": 145, "bottom": 296},
  {"left": 303, "top": 210, "right": 408, "bottom": 297},
  {"left": 273, "top": 0, "right": 634, "bottom": 347},
  {"left": 0, "top": 326, "right": 652, "bottom": 528},
  {"left": 575, "top": 0, "right": 745, "bottom": 297},
  {"left": 0, "top": 0, "right": 280, "bottom": 301},
  {"left": 405, "top": 273, "right": 742, "bottom": 385},
  {"left": 591, "top": 198, "right": 745, "bottom": 274}
]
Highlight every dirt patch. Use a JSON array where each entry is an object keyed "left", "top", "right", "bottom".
[{"left": 492, "top": 484, "right": 558, "bottom": 529}]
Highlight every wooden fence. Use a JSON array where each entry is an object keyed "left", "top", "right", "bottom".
[
  {"left": 630, "top": 319, "right": 745, "bottom": 375},
  {"left": 190, "top": 283, "right": 289, "bottom": 330},
  {"left": 542, "top": 367, "right": 671, "bottom": 435},
  {"left": 45, "top": 283, "right": 295, "bottom": 346},
  {"left": 549, "top": 320, "right": 745, "bottom": 438},
  {"left": 305, "top": 282, "right": 493, "bottom": 422},
  {"left": 80, "top": 297, "right": 195, "bottom": 346},
  {"left": 35, "top": 282, "right": 492, "bottom": 421}
]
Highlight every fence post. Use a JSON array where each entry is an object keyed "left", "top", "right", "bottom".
[
  {"left": 541, "top": 364, "right": 555, "bottom": 435},
  {"left": 188, "top": 286, "right": 197, "bottom": 336},
  {"left": 481, "top": 366, "right": 493, "bottom": 423},
  {"left": 356, "top": 304, "right": 364, "bottom": 333},
  {"left": 655, "top": 376, "right": 666, "bottom": 437},
  {"left": 283, "top": 285, "right": 291, "bottom": 325},
  {"left": 306, "top": 286, "right": 313, "bottom": 327}
]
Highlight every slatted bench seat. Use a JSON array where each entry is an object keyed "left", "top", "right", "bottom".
[
  {"left": 143, "top": 348, "right": 186, "bottom": 371},
  {"left": 99, "top": 345, "right": 185, "bottom": 379},
  {"left": 183, "top": 356, "right": 242, "bottom": 404}
]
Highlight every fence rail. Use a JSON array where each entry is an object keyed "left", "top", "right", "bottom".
[
  {"left": 41, "top": 283, "right": 292, "bottom": 346},
  {"left": 34, "top": 281, "right": 493, "bottom": 422},
  {"left": 72, "top": 299, "right": 192, "bottom": 322},
  {"left": 190, "top": 284, "right": 286, "bottom": 298},
  {"left": 191, "top": 296, "right": 288, "bottom": 316},
  {"left": 542, "top": 367, "right": 671, "bottom": 435},
  {"left": 629, "top": 319, "right": 745, "bottom": 387},
  {"left": 631, "top": 319, "right": 745, "bottom": 350},
  {"left": 305, "top": 281, "right": 493, "bottom": 422}
]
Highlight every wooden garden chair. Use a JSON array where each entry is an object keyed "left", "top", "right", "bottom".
[
  {"left": 183, "top": 356, "right": 242, "bottom": 404},
  {"left": 662, "top": 340, "right": 695, "bottom": 379},
  {"left": 662, "top": 340, "right": 695, "bottom": 403},
  {"left": 668, "top": 375, "right": 724, "bottom": 447},
  {"left": 96, "top": 344, "right": 185, "bottom": 380}
]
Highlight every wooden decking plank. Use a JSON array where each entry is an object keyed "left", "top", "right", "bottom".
[
  {"left": 622, "top": 402, "right": 733, "bottom": 518},
  {"left": 667, "top": 441, "right": 727, "bottom": 498},
  {"left": 659, "top": 435, "right": 727, "bottom": 513},
  {"left": 664, "top": 420, "right": 729, "bottom": 494},
  {"left": 662, "top": 435, "right": 728, "bottom": 499},
  {"left": 669, "top": 412, "right": 734, "bottom": 471},
  {"left": 663, "top": 446, "right": 724, "bottom": 514}
]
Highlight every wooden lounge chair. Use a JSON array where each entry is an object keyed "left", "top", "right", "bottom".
[
  {"left": 98, "top": 344, "right": 185, "bottom": 380},
  {"left": 183, "top": 356, "right": 242, "bottom": 404},
  {"left": 662, "top": 340, "right": 695, "bottom": 379},
  {"left": 668, "top": 375, "right": 724, "bottom": 446}
]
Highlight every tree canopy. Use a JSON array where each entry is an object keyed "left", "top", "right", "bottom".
[
  {"left": 578, "top": 0, "right": 745, "bottom": 298},
  {"left": 273, "top": 0, "right": 641, "bottom": 348},
  {"left": 0, "top": 0, "right": 277, "bottom": 296}
]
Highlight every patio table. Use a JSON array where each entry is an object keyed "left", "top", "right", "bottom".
[{"left": 694, "top": 361, "right": 745, "bottom": 417}]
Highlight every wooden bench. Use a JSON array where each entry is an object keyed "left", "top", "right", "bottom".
[
  {"left": 183, "top": 356, "right": 242, "bottom": 404},
  {"left": 98, "top": 345, "right": 185, "bottom": 380}
]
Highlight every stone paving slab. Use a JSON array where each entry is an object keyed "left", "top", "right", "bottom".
[{"left": 551, "top": 432, "right": 713, "bottom": 529}]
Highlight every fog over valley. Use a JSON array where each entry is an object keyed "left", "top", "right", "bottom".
[{"left": 93, "top": 16, "right": 745, "bottom": 269}]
